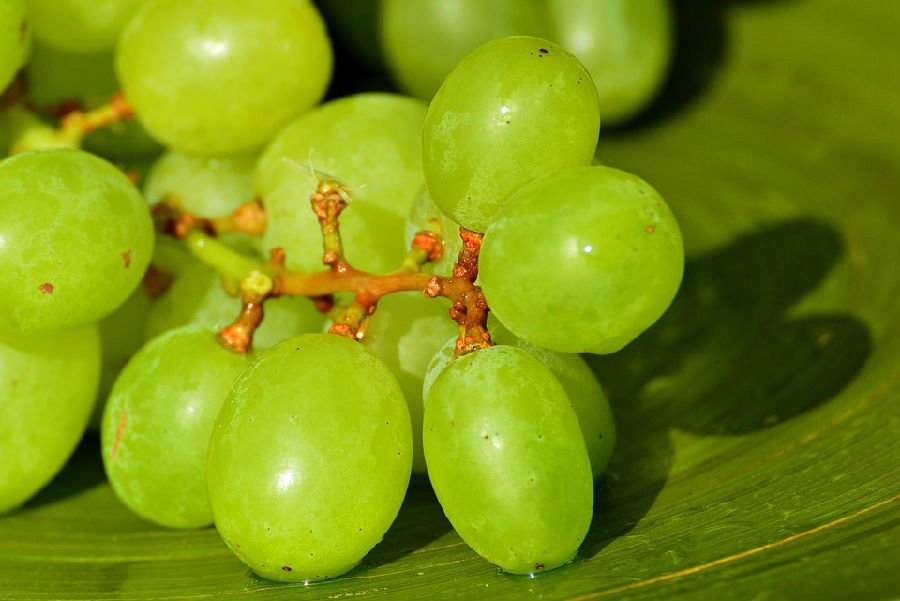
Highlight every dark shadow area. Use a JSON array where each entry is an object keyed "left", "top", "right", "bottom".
[
  {"left": 362, "top": 473, "right": 453, "bottom": 569},
  {"left": 580, "top": 217, "right": 871, "bottom": 556},
  {"left": 16, "top": 433, "right": 105, "bottom": 512}
]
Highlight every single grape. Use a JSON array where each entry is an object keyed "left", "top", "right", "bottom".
[
  {"left": 0, "top": 324, "right": 100, "bottom": 513},
  {"left": 404, "top": 186, "right": 462, "bottom": 278},
  {"left": 0, "top": 0, "right": 30, "bottom": 93},
  {"left": 422, "top": 36, "right": 600, "bottom": 232},
  {"left": 489, "top": 318, "right": 616, "bottom": 478},
  {"left": 26, "top": 0, "right": 146, "bottom": 53},
  {"left": 480, "top": 165, "right": 684, "bottom": 354},
  {"left": 361, "top": 292, "right": 457, "bottom": 473},
  {"left": 423, "top": 331, "right": 615, "bottom": 479},
  {"left": 423, "top": 345, "right": 593, "bottom": 574},
  {"left": 101, "top": 327, "right": 251, "bottom": 528},
  {"left": 257, "top": 93, "right": 426, "bottom": 274},
  {"left": 144, "top": 257, "right": 324, "bottom": 350},
  {"left": 0, "top": 149, "right": 154, "bottom": 335},
  {"left": 380, "top": 0, "right": 544, "bottom": 100},
  {"left": 207, "top": 334, "right": 412, "bottom": 582},
  {"left": 546, "top": 0, "right": 672, "bottom": 125},
  {"left": 92, "top": 286, "right": 153, "bottom": 429},
  {"left": 116, "top": 0, "right": 332, "bottom": 156}
]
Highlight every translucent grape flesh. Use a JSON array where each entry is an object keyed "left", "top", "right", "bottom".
[
  {"left": 0, "top": 324, "right": 100, "bottom": 513},
  {"left": 480, "top": 165, "right": 684, "bottom": 354},
  {"left": 207, "top": 334, "right": 412, "bottom": 582},
  {"left": 101, "top": 327, "right": 251, "bottom": 528},
  {"left": 423, "top": 345, "right": 593, "bottom": 574}
]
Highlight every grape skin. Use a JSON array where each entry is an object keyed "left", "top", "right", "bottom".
[
  {"left": 26, "top": 0, "right": 146, "bottom": 53},
  {"left": 116, "top": 0, "right": 332, "bottom": 156},
  {"left": 101, "top": 327, "right": 251, "bottom": 528},
  {"left": 0, "top": 149, "right": 154, "bottom": 335},
  {"left": 423, "top": 345, "right": 593, "bottom": 574},
  {"left": 422, "top": 36, "right": 600, "bottom": 232},
  {"left": 480, "top": 165, "right": 684, "bottom": 354},
  {"left": 207, "top": 334, "right": 412, "bottom": 582},
  {"left": 0, "top": 324, "right": 100, "bottom": 513}
]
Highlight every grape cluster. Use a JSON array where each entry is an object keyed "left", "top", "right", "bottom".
[{"left": 0, "top": 0, "right": 683, "bottom": 585}]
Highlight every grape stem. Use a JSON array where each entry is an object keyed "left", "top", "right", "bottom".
[
  {"left": 162, "top": 178, "right": 493, "bottom": 355},
  {"left": 153, "top": 195, "right": 266, "bottom": 239}
]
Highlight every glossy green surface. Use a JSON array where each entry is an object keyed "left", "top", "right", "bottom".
[
  {"left": 207, "top": 334, "right": 412, "bottom": 582},
  {"left": 0, "top": 2, "right": 897, "bottom": 599},
  {"left": 116, "top": 0, "right": 332, "bottom": 156},
  {"left": 424, "top": 345, "right": 593, "bottom": 573},
  {"left": 422, "top": 36, "right": 600, "bottom": 232},
  {"left": 481, "top": 166, "right": 684, "bottom": 354},
  {"left": 0, "top": 324, "right": 99, "bottom": 513},
  {"left": 26, "top": 0, "right": 145, "bottom": 53},
  {"left": 101, "top": 327, "right": 250, "bottom": 529},
  {"left": 0, "top": 149, "right": 154, "bottom": 334},
  {"left": 23, "top": 42, "right": 115, "bottom": 108},
  {"left": 144, "top": 257, "right": 324, "bottom": 350},
  {"left": 0, "top": 0, "right": 30, "bottom": 93},
  {"left": 361, "top": 292, "right": 456, "bottom": 473},
  {"left": 258, "top": 93, "right": 426, "bottom": 273}
]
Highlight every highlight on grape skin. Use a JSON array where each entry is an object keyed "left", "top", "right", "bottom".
[{"left": 0, "top": 0, "right": 688, "bottom": 588}]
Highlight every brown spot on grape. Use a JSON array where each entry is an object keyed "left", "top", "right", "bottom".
[
  {"left": 111, "top": 412, "right": 128, "bottom": 461},
  {"left": 39, "top": 283, "right": 53, "bottom": 294},
  {"left": 282, "top": 565, "right": 292, "bottom": 572},
  {"left": 646, "top": 226, "right": 655, "bottom": 233},
  {"left": 539, "top": 48, "right": 548, "bottom": 54},
  {"left": 19, "top": 19, "right": 27, "bottom": 43},
  {"left": 535, "top": 563, "right": 545, "bottom": 570},
  {"left": 122, "top": 250, "right": 132, "bottom": 268}
]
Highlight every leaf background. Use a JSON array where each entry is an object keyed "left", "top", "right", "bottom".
[{"left": 1, "top": 0, "right": 898, "bottom": 599}]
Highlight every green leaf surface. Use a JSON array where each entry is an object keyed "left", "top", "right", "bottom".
[{"left": 1, "top": 0, "right": 898, "bottom": 599}]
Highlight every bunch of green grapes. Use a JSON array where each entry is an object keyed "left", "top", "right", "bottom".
[{"left": 0, "top": 0, "right": 685, "bottom": 587}]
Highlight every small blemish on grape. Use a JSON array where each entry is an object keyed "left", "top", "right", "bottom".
[
  {"left": 539, "top": 48, "right": 548, "bottom": 54},
  {"left": 39, "top": 282, "right": 53, "bottom": 294},
  {"left": 282, "top": 565, "right": 292, "bottom": 572},
  {"left": 122, "top": 249, "right": 131, "bottom": 268},
  {"left": 646, "top": 226, "right": 655, "bottom": 234}
]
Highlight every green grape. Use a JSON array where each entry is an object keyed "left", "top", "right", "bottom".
[
  {"left": 546, "top": 0, "right": 672, "bottom": 125},
  {"left": 423, "top": 330, "right": 615, "bottom": 479},
  {"left": 422, "top": 36, "right": 600, "bottom": 232},
  {"left": 22, "top": 41, "right": 162, "bottom": 160},
  {"left": 26, "top": 0, "right": 145, "bottom": 53},
  {"left": 0, "top": 149, "right": 154, "bottom": 335},
  {"left": 102, "top": 327, "right": 251, "bottom": 528},
  {"left": 92, "top": 286, "right": 153, "bottom": 429},
  {"left": 423, "top": 345, "right": 592, "bottom": 574},
  {"left": 480, "top": 165, "right": 684, "bottom": 354},
  {"left": 257, "top": 93, "right": 426, "bottom": 274},
  {"left": 404, "top": 186, "right": 462, "bottom": 278},
  {"left": 0, "top": 324, "right": 100, "bottom": 513},
  {"left": 489, "top": 318, "right": 616, "bottom": 478},
  {"left": 361, "top": 292, "right": 457, "bottom": 473},
  {"left": 0, "top": 0, "right": 30, "bottom": 93},
  {"left": 380, "top": 0, "right": 545, "bottom": 100},
  {"left": 144, "top": 257, "right": 324, "bottom": 350},
  {"left": 207, "top": 334, "right": 412, "bottom": 582},
  {"left": 116, "top": 0, "right": 332, "bottom": 156}
]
